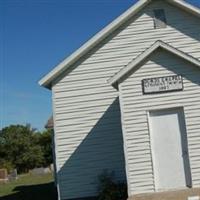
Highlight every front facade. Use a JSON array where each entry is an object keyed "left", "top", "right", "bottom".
[
  {"left": 39, "top": 0, "right": 200, "bottom": 199},
  {"left": 109, "top": 41, "right": 200, "bottom": 195}
]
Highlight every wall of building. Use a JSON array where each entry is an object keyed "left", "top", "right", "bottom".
[
  {"left": 119, "top": 49, "right": 200, "bottom": 195},
  {"left": 52, "top": 1, "right": 200, "bottom": 199}
]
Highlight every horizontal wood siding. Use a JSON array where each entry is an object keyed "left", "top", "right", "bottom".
[
  {"left": 119, "top": 49, "right": 200, "bottom": 195},
  {"left": 53, "top": 92, "right": 126, "bottom": 199},
  {"left": 52, "top": 1, "right": 200, "bottom": 199}
]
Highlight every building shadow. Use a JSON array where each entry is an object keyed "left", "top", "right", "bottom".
[
  {"left": 57, "top": 97, "right": 127, "bottom": 199},
  {"left": 0, "top": 182, "right": 57, "bottom": 200}
]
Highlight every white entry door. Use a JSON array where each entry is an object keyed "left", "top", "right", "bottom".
[{"left": 149, "top": 108, "right": 191, "bottom": 191}]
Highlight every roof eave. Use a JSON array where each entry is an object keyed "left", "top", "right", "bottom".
[
  {"left": 108, "top": 40, "right": 200, "bottom": 87},
  {"left": 39, "top": 0, "right": 200, "bottom": 89},
  {"left": 168, "top": 0, "right": 200, "bottom": 18},
  {"left": 38, "top": 0, "right": 151, "bottom": 88}
]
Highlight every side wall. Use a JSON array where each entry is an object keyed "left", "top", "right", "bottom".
[
  {"left": 52, "top": 90, "right": 126, "bottom": 199},
  {"left": 119, "top": 49, "right": 200, "bottom": 195},
  {"left": 52, "top": 1, "right": 200, "bottom": 199}
]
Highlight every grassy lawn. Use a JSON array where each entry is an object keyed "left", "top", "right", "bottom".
[{"left": 0, "top": 173, "right": 57, "bottom": 200}]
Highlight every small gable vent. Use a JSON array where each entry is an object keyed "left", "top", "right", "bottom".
[{"left": 153, "top": 9, "right": 167, "bottom": 29}]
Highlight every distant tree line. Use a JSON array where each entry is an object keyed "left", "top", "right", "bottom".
[{"left": 0, "top": 124, "right": 53, "bottom": 173}]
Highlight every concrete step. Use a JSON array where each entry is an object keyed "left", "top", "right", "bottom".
[{"left": 129, "top": 188, "right": 200, "bottom": 200}]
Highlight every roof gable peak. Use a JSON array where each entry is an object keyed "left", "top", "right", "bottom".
[
  {"left": 108, "top": 40, "right": 200, "bottom": 87},
  {"left": 39, "top": 0, "right": 200, "bottom": 89}
]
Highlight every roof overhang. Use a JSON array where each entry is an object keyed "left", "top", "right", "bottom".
[
  {"left": 39, "top": 0, "right": 200, "bottom": 89},
  {"left": 108, "top": 40, "right": 200, "bottom": 88}
]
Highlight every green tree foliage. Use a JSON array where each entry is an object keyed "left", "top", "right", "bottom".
[
  {"left": 35, "top": 129, "right": 53, "bottom": 167},
  {"left": 0, "top": 124, "right": 53, "bottom": 173}
]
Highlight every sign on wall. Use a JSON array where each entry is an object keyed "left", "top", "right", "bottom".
[{"left": 142, "top": 75, "right": 183, "bottom": 94}]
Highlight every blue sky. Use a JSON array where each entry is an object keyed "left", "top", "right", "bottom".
[{"left": 1, "top": 0, "right": 200, "bottom": 131}]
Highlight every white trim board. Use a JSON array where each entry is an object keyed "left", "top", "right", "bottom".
[
  {"left": 39, "top": 0, "right": 200, "bottom": 89},
  {"left": 108, "top": 40, "right": 200, "bottom": 87}
]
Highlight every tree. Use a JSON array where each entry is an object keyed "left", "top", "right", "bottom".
[
  {"left": 35, "top": 129, "right": 53, "bottom": 167},
  {"left": 0, "top": 125, "right": 45, "bottom": 173}
]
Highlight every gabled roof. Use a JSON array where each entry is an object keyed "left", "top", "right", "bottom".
[
  {"left": 39, "top": 0, "right": 200, "bottom": 89},
  {"left": 45, "top": 116, "right": 54, "bottom": 129},
  {"left": 108, "top": 40, "right": 200, "bottom": 87}
]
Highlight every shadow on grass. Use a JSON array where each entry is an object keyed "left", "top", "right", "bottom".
[{"left": 0, "top": 182, "right": 57, "bottom": 200}]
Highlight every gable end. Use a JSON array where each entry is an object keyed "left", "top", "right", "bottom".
[
  {"left": 108, "top": 40, "right": 200, "bottom": 87},
  {"left": 39, "top": 0, "right": 200, "bottom": 89}
]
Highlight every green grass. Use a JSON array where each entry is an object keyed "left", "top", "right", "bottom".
[{"left": 0, "top": 173, "right": 57, "bottom": 200}]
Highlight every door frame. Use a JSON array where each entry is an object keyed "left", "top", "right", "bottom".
[{"left": 147, "top": 106, "right": 191, "bottom": 192}]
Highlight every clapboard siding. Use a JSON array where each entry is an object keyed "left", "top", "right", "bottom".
[
  {"left": 119, "top": 49, "right": 200, "bottom": 195},
  {"left": 53, "top": 88, "right": 127, "bottom": 199},
  {"left": 52, "top": 1, "right": 200, "bottom": 199}
]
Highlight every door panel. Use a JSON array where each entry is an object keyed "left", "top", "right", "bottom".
[{"left": 149, "top": 108, "right": 191, "bottom": 191}]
